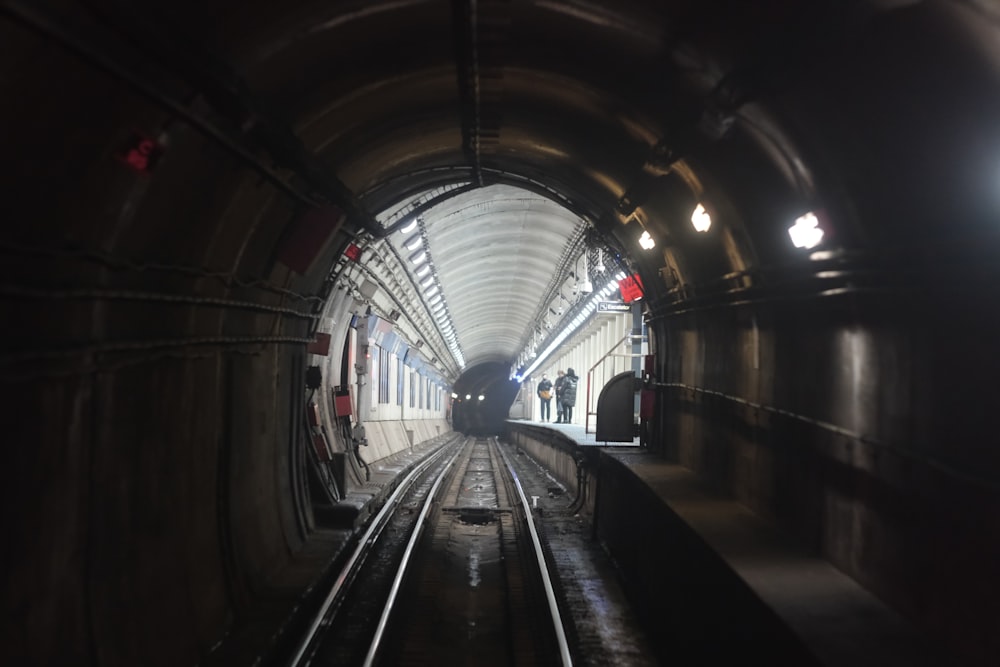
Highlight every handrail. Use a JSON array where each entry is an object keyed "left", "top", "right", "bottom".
[{"left": 584, "top": 334, "right": 644, "bottom": 433}]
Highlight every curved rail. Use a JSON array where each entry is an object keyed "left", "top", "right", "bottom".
[
  {"left": 362, "top": 448, "right": 458, "bottom": 666},
  {"left": 287, "top": 442, "right": 455, "bottom": 666},
  {"left": 496, "top": 439, "right": 574, "bottom": 667}
]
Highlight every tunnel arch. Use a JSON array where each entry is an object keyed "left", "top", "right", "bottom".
[{"left": 4, "top": 2, "right": 1000, "bottom": 666}]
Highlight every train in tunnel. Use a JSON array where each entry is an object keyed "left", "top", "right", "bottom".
[{"left": 3, "top": 1, "right": 1000, "bottom": 665}]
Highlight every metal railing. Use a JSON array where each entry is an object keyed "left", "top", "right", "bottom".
[{"left": 584, "top": 333, "right": 645, "bottom": 434}]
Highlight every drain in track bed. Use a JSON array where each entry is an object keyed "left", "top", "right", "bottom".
[{"left": 458, "top": 507, "right": 497, "bottom": 525}]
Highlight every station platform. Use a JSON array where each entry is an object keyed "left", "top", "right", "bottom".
[
  {"left": 505, "top": 419, "right": 945, "bottom": 667},
  {"left": 508, "top": 417, "right": 641, "bottom": 446}
]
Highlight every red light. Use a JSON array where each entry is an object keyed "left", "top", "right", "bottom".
[
  {"left": 345, "top": 243, "right": 362, "bottom": 262},
  {"left": 117, "top": 130, "right": 163, "bottom": 174}
]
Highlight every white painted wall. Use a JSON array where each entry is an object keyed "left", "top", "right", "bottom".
[{"left": 532, "top": 311, "right": 645, "bottom": 427}]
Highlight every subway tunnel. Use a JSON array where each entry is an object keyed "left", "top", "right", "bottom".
[{"left": 3, "top": 0, "right": 1000, "bottom": 665}]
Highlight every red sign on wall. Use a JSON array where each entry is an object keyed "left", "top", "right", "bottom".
[
  {"left": 618, "top": 273, "right": 644, "bottom": 303},
  {"left": 307, "top": 332, "right": 331, "bottom": 356}
]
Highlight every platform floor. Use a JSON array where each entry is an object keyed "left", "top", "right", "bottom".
[
  {"left": 508, "top": 417, "right": 641, "bottom": 446},
  {"left": 507, "top": 419, "right": 947, "bottom": 667}
]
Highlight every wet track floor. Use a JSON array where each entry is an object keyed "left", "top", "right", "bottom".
[{"left": 501, "top": 442, "right": 658, "bottom": 667}]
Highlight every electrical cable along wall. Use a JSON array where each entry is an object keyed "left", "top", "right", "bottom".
[{"left": 3, "top": 2, "right": 1000, "bottom": 666}]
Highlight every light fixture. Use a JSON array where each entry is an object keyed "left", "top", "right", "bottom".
[
  {"left": 404, "top": 235, "right": 423, "bottom": 251},
  {"left": 415, "top": 264, "right": 431, "bottom": 278},
  {"left": 788, "top": 212, "right": 824, "bottom": 249},
  {"left": 420, "top": 275, "right": 435, "bottom": 288},
  {"left": 451, "top": 392, "right": 458, "bottom": 398},
  {"left": 399, "top": 218, "right": 419, "bottom": 234},
  {"left": 478, "top": 395, "right": 485, "bottom": 401},
  {"left": 425, "top": 285, "right": 440, "bottom": 297},
  {"left": 639, "top": 230, "right": 656, "bottom": 249},
  {"left": 428, "top": 294, "right": 442, "bottom": 305},
  {"left": 691, "top": 203, "right": 712, "bottom": 232},
  {"left": 519, "top": 275, "right": 623, "bottom": 378},
  {"left": 409, "top": 250, "right": 427, "bottom": 264},
  {"left": 466, "top": 394, "right": 472, "bottom": 400}
]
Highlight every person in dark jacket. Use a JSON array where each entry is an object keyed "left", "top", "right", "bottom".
[
  {"left": 553, "top": 370, "right": 567, "bottom": 423},
  {"left": 536, "top": 373, "right": 553, "bottom": 422},
  {"left": 560, "top": 368, "right": 579, "bottom": 423}
]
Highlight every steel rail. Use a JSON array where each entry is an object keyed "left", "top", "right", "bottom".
[
  {"left": 361, "top": 441, "right": 463, "bottom": 667},
  {"left": 496, "top": 439, "right": 573, "bottom": 667},
  {"left": 287, "top": 442, "right": 456, "bottom": 666}
]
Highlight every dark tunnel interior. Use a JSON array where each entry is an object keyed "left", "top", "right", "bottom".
[
  {"left": 451, "top": 361, "right": 522, "bottom": 435},
  {"left": 3, "top": 1, "right": 1000, "bottom": 665}
]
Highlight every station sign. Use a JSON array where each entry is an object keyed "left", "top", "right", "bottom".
[{"left": 598, "top": 301, "right": 630, "bottom": 313}]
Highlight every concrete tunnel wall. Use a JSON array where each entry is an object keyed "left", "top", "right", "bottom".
[
  {"left": 1, "top": 20, "right": 343, "bottom": 663},
  {"left": 648, "top": 296, "right": 1000, "bottom": 667},
  {"left": 3, "top": 2, "right": 1000, "bottom": 666},
  {"left": 0, "top": 21, "right": 455, "bottom": 664}
]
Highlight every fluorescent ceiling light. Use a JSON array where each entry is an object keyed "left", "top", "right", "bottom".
[
  {"left": 415, "top": 264, "right": 431, "bottom": 278},
  {"left": 404, "top": 235, "right": 423, "bottom": 251},
  {"left": 409, "top": 250, "right": 427, "bottom": 264},
  {"left": 399, "top": 218, "right": 419, "bottom": 234},
  {"left": 425, "top": 285, "right": 440, "bottom": 297}
]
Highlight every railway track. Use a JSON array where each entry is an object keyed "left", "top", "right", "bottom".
[{"left": 287, "top": 435, "right": 572, "bottom": 666}]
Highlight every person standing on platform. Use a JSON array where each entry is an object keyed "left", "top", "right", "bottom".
[
  {"left": 537, "top": 373, "right": 553, "bottom": 422},
  {"left": 553, "top": 370, "right": 567, "bottom": 423},
  {"left": 561, "top": 368, "right": 579, "bottom": 424}
]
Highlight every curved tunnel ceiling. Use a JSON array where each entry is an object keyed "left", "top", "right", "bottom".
[
  {"left": 207, "top": 0, "right": 1000, "bottom": 389},
  {"left": 380, "top": 184, "right": 589, "bottom": 371},
  {"left": 10, "top": 0, "right": 997, "bottom": 388},
  {"left": 8, "top": 1, "right": 1000, "bottom": 665}
]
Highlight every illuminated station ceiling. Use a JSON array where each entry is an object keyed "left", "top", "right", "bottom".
[{"left": 375, "top": 183, "right": 592, "bottom": 377}]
